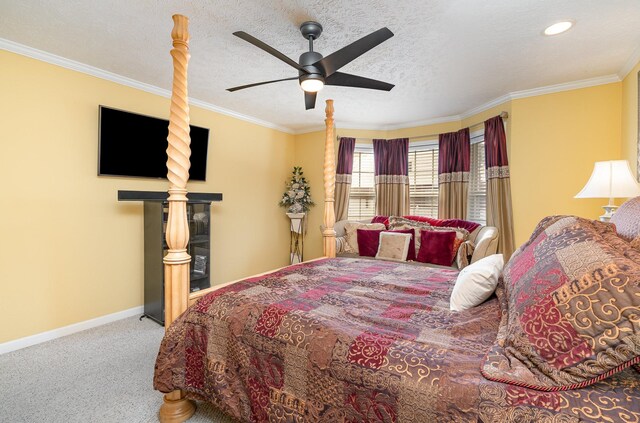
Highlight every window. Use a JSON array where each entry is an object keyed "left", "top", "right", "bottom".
[
  {"left": 348, "top": 146, "right": 376, "bottom": 220},
  {"left": 346, "top": 136, "right": 487, "bottom": 223},
  {"left": 468, "top": 138, "right": 487, "bottom": 225},
  {"left": 408, "top": 143, "right": 439, "bottom": 218}
]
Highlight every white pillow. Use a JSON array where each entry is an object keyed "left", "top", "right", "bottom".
[
  {"left": 450, "top": 254, "right": 504, "bottom": 312},
  {"left": 375, "top": 232, "right": 411, "bottom": 261}
]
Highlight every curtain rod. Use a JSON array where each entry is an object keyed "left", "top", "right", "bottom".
[{"left": 338, "top": 111, "right": 508, "bottom": 141}]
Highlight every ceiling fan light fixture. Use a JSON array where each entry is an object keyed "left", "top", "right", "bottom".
[{"left": 300, "top": 74, "right": 325, "bottom": 92}]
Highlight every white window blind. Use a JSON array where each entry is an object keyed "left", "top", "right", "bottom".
[
  {"left": 348, "top": 148, "right": 376, "bottom": 220},
  {"left": 468, "top": 140, "right": 487, "bottom": 225},
  {"left": 347, "top": 138, "right": 486, "bottom": 223},
  {"left": 408, "top": 144, "right": 439, "bottom": 218}
]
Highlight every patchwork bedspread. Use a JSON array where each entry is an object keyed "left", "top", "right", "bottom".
[{"left": 154, "top": 257, "right": 640, "bottom": 422}]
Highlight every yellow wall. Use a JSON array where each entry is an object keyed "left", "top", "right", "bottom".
[
  {"left": 0, "top": 51, "right": 294, "bottom": 343},
  {"left": 622, "top": 62, "right": 639, "bottom": 177},
  {"left": 509, "top": 83, "right": 622, "bottom": 245},
  {"left": 294, "top": 84, "right": 623, "bottom": 259},
  {"left": 293, "top": 130, "right": 328, "bottom": 260}
]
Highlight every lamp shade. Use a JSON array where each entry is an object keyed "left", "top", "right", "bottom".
[{"left": 575, "top": 160, "right": 640, "bottom": 199}]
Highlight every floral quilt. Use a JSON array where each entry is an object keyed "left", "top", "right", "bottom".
[{"left": 154, "top": 257, "right": 640, "bottom": 422}]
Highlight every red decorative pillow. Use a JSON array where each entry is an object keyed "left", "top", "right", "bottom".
[
  {"left": 371, "top": 215, "right": 389, "bottom": 227},
  {"left": 403, "top": 215, "right": 438, "bottom": 225},
  {"left": 482, "top": 215, "right": 640, "bottom": 391},
  {"left": 356, "top": 229, "right": 384, "bottom": 257},
  {"left": 416, "top": 230, "right": 456, "bottom": 266},
  {"left": 402, "top": 215, "right": 481, "bottom": 232}
]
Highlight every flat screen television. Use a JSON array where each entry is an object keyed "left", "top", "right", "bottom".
[{"left": 98, "top": 106, "right": 209, "bottom": 181}]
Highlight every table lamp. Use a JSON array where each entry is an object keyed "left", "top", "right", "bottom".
[{"left": 575, "top": 160, "right": 640, "bottom": 222}]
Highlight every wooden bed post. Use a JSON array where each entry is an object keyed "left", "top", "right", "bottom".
[
  {"left": 159, "top": 14, "right": 196, "bottom": 423},
  {"left": 323, "top": 99, "right": 336, "bottom": 258}
]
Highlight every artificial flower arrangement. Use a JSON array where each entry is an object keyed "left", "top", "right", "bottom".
[{"left": 279, "top": 166, "right": 314, "bottom": 214}]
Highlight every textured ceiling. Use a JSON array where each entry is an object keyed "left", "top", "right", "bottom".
[{"left": 1, "top": 0, "right": 639, "bottom": 132}]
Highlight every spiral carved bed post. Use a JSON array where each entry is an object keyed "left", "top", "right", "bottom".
[
  {"left": 323, "top": 100, "right": 337, "bottom": 258},
  {"left": 159, "top": 14, "right": 196, "bottom": 423}
]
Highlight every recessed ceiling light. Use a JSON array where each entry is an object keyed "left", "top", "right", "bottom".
[{"left": 544, "top": 21, "right": 573, "bottom": 36}]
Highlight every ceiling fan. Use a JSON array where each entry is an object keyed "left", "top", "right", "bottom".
[{"left": 227, "top": 21, "right": 395, "bottom": 110}]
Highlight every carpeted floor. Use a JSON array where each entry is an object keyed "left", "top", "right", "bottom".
[{"left": 0, "top": 317, "right": 237, "bottom": 423}]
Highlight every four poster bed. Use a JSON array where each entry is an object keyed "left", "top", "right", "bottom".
[{"left": 157, "top": 15, "right": 640, "bottom": 423}]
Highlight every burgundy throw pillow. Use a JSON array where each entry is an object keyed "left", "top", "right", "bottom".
[
  {"left": 417, "top": 230, "right": 456, "bottom": 266},
  {"left": 371, "top": 215, "right": 389, "bottom": 227},
  {"left": 387, "top": 229, "right": 416, "bottom": 261},
  {"left": 403, "top": 215, "right": 439, "bottom": 225},
  {"left": 356, "top": 229, "right": 384, "bottom": 257}
]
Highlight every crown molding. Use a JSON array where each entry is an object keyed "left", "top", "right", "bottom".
[
  {"left": 457, "top": 74, "right": 621, "bottom": 121},
  {"left": 0, "top": 38, "right": 295, "bottom": 134},
  {"left": 0, "top": 38, "right": 629, "bottom": 135},
  {"left": 330, "top": 74, "right": 621, "bottom": 132},
  {"left": 293, "top": 114, "right": 462, "bottom": 135},
  {"left": 618, "top": 45, "right": 640, "bottom": 80},
  {"left": 508, "top": 74, "right": 621, "bottom": 100},
  {"left": 382, "top": 114, "right": 461, "bottom": 131},
  {"left": 459, "top": 94, "right": 512, "bottom": 120},
  {"left": 187, "top": 97, "right": 293, "bottom": 134},
  {"left": 293, "top": 125, "right": 327, "bottom": 135}
]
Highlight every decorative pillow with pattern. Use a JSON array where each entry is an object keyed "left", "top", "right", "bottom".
[
  {"left": 456, "top": 240, "right": 475, "bottom": 269},
  {"left": 335, "top": 235, "right": 348, "bottom": 254},
  {"left": 343, "top": 222, "right": 386, "bottom": 253},
  {"left": 389, "top": 216, "right": 470, "bottom": 263},
  {"left": 376, "top": 231, "right": 412, "bottom": 262},
  {"left": 482, "top": 215, "right": 640, "bottom": 391},
  {"left": 388, "top": 216, "right": 432, "bottom": 252},
  {"left": 611, "top": 196, "right": 640, "bottom": 241}
]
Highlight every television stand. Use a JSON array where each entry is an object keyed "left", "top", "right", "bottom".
[{"left": 118, "top": 190, "right": 223, "bottom": 325}]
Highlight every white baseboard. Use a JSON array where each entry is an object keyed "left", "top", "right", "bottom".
[{"left": 0, "top": 306, "right": 144, "bottom": 355}]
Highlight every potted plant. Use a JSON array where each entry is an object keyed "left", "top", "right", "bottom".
[{"left": 279, "top": 166, "right": 314, "bottom": 232}]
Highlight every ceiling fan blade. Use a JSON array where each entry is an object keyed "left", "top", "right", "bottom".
[
  {"left": 304, "top": 92, "right": 317, "bottom": 110},
  {"left": 233, "top": 31, "right": 308, "bottom": 73},
  {"left": 227, "top": 77, "right": 298, "bottom": 92},
  {"left": 326, "top": 72, "right": 394, "bottom": 91},
  {"left": 315, "top": 27, "right": 393, "bottom": 77}
]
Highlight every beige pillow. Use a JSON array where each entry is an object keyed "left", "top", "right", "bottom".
[
  {"left": 450, "top": 254, "right": 504, "bottom": 312},
  {"left": 376, "top": 232, "right": 411, "bottom": 261},
  {"left": 388, "top": 216, "right": 431, "bottom": 251},
  {"left": 336, "top": 235, "right": 348, "bottom": 254},
  {"left": 344, "top": 222, "right": 386, "bottom": 253},
  {"left": 455, "top": 240, "right": 475, "bottom": 269}
]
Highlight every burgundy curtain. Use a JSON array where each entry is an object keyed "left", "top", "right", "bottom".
[
  {"left": 438, "top": 128, "right": 470, "bottom": 219},
  {"left": 335, "top": 137, "right": 356, "bottom": 221},
  {"left": 485, "top": 116, "right": 515, "bottom": 259},
  {"left": 373, "top": 138, "right": 410, "bottom": 216}
]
